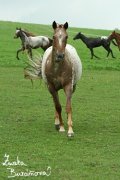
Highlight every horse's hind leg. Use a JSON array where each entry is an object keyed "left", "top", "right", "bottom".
[
  {"left": 103, "top": 45, "right": 115, "bottom": 58},
  {"left": 90, "top": 48, "right": 100, "bottom": 59},
  {"left": 48, "top": 84, "right": 65, "bottom": 132},
  {"left": 64, "top": 84, "right": 74, "bottom": 137}
]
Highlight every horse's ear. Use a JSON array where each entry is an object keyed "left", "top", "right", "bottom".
[
  {"left": 52, "top": 21, "right": 57, "bottom": 29},
  {"left": 64, "top": 22, "right": 68, "bottom": 30}
]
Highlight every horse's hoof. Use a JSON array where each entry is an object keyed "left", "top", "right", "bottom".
[
  {"left": 55, "top": 124, "right": 60, "bottom": 131},
  {"left": 59, "top": 126, "right": 65, "bottom": 132},
  {"left": 67, "top": 133, "right": 74, "bottom": 138}
]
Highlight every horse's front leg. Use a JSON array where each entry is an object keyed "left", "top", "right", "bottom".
[
  {"left": 90, "top": 48, "right": 94, "bottom": 59},
  {"left": 48, "top": 84, "right": 65, "bottom": 132},
  {"left": 110, "top": 50, "right": 115, "bottom": 58},
  {"left": 64, "top": 84, "right": 74, "bottom": 137},
  {"left": 90, "top": 48, "right": 100, "bottom": 59},
  {"left": 16, "top": 47, "right": 25, "bottom": 60}
]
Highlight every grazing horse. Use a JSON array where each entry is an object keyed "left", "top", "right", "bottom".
[
  {"left": 109, "top": 31, "right": 120, "bottom": 51},
  {"left": 73, "top": 32, "right": 115, "bottom": 59},
  {"left": 14, "top": 28, "right": 53, "bottom": 60},
  {"left": 42, "top": 21, "right": 82, "bottom": 137}
]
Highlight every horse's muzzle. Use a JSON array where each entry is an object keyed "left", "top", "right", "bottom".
[
  {"left": 14, "top": 35, "right": 17, "bottom": 39},
  {"left": 56, "top": 53, "right": 64, "bottom": 62}
]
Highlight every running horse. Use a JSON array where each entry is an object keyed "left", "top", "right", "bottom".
[
  {"left": 42, "top": 21, "right": 82, "bottom": 137},
  {"left": 109, "top": 31, "right": 120, "bottom": 51},
  {"left": 14, "top": 28, "right": 53, "bottom": 60},
  {"left": 73, "top": 32, "right": 116, "bottom": 59}
]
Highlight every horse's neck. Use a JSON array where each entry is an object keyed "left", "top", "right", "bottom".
[
  {"left": 20, "top": 33, "right": 30, "bottom": 45},
  {"left": 79, "top": 34, "right": 89, "bottom": 44}
]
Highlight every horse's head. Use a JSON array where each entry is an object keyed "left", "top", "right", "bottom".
[
  {"left": 52, "top": 21, "right": 68, "bottom": 62},
  {"left": 14, "top": 28, "right": 22, "bottom": 39},
  {"left": 73, "top": 32, "right": 82, "bottom": 40},
  {"left": 109, "top": 31, "right": 116, "bottom": 40}
]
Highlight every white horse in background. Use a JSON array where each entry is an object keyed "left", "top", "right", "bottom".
[{"left": 14, "top": 28, "right": 53, "bottom": 60}]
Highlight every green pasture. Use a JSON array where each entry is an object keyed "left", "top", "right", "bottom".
[{"left": 0, "top": 21, "right": 120, "bottom": 179}]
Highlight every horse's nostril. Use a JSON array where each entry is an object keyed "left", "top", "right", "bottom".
[{"left": 57, "top": 53, "right": 64, "bottom": 59}]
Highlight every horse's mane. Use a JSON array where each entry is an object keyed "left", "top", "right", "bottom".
[
  {"left": 22, "top": 29, "right": 36, "bottom": 37},
  {"left": 110, "top": 31, "right": 120, "bottom": 43},
  {"left": 114, "top": 31, "right": 120, "bottom": 37}
]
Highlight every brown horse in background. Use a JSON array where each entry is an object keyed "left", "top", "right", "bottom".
[
  {"left": 42, "top": 21, "right": 82, "bottom": 137},
  {"left": 109, "top": 31, "right": 120, "bottom": 51}
]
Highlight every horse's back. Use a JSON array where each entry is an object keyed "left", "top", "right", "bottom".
[
  {"left": 30, "top": 36, "right": 50, "bottom": 48},
  {"left": 42, "top": 44, "right": 82, "bottom": 84}
]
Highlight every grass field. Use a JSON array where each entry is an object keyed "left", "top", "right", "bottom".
[{"left": 0, "top": 21, "right": 120, "bottom": 179}]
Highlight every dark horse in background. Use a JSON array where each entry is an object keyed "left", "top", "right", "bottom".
[
  {"left": 14, "top": 28, "right": 53, "bottom": 60},
  {"left": 73, "top": 32, "right": 116, "bottom": 59}
]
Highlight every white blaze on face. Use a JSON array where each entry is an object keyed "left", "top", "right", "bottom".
[
  {"left": 16, "top": 30, "right": 20, "bottom": 35},
  {"left": 58, "top": 30, "right": 63, "bottom": 47}
]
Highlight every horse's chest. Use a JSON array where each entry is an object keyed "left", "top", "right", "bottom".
[{"left": 45, "top": 63, "right": 72, "bottom": 89}]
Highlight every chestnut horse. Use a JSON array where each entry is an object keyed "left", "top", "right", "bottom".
[
  {"left": 42, "top": 21, "right": 82, "bottom": 137},
  {"left": 109, "top": 31, "right": 120, "bottom": 51},
  {"left": 14, "top": 28, "right": 53, "bottom": 60}
]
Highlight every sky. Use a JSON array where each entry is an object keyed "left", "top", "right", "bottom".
[{"left": 0, "top": 0, "right": 120, "bottom": 30}]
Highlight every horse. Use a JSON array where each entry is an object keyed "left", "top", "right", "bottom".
[
  {"left": 73, "top": 32, "right": 116, "bottom": 59},
  {"left": 42, "top": 21, "right": 82, "bottom": 137},
  {"left": 109, "top": 31, "right": 120, "bottom": 51},
  {"left": 14, "top": 28, "right": 53, "bottom": 60}
]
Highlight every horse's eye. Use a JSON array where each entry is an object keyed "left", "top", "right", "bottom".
[
  {"left": 53, "top": 36, "right": 55, "bottom": 39},
  {"left": 66, "top": 36, "right": 68, "bottom": 39}
]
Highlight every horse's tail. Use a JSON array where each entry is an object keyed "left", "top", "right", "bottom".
[{"left": 24, "top": 54, "right": 42, "bottom": 82}]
